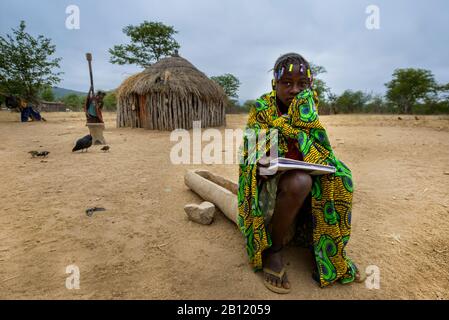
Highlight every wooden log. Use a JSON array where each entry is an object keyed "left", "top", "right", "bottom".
[
  {"left": 166, "top": 92, "right": 170, "bottom": 130},
  {"left": 121, "top": 98, "right": 125, "bottom": 127},
  {"left": 175, "top": 94, "right": 179, "bottom": 129},
  {"left": 118, "top": 100, "right": 122, "bottom": 127},
  {"left": 153, "top": 94, "right": 157, "bottom": 129},
  {"left": 161, "top": 93, "right": 164, "bottom": 130},
  {"left": 149, "top": 95, "right": 153, "bottom": 130},
  {"left": 176, "top": 96, "right": 183, "bottom": 128},
  {"left": 116, "top": 101, "right": 120, "bottom": 127},
  {"left": 201, "top": 99, "right": 206, "bottom": 127},
  {"left": 184, "top": 169, "right": 238, "bottom": 225},
  {"left": 181, "top": 96, "right": 186, "bottom": 129},
  {"left": 162, "top": 93, "right": 166, "bottom": 130},
  {"left": 131, "top": 96, "right": 135, "bottom": 128},
  {"left": 188, "top": 95, "right": 192, "bottom": 130},
  {"left": 154, "top": 94, "right": 159, "bottom": 130},
  {"left": 155, "top": 94, "right": 159, "bottom": 130},
  {"left": 173, "top": 94, "right": 177, "bottom": 129},
  {"left": 126, "top": 98, "right": 129, "bottom": 127},
  {"left": 158, "top": 93, "right": 163, "bottom": 130},
  {"left": 149, "top": 94, "right": 154, "bottom": 129},
  {"left": 163, "top": 92, "right": 167, "bottom": 130},
  {"left": 188, "top": 96, "right": 191, "bottom": 129},
  {"left": 167, "top": 92, "right": 172, "bottom": 130},
  {"left": 129, "top": 97, "right": 133, "bottom": 127},
  {"left": 193, "top": 95, "right": 197, "bottom": 123},
  {"left": 124, "top": 97, "right": 128, "bottom": 127},
  {"left": 186, "top": 96, "right": 190, "bottom": 130},
  {"left": 170, "top": 93, "right": 175, "bottom": 130}
]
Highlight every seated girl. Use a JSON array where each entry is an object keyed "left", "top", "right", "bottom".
[{"left": 238, "top": 52, "right": 362, "bottom": 294}]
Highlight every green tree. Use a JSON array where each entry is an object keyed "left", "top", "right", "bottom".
[
  {"left": 225, "top": 98, "right": 241, "bottom": 114},
  {"left": 0, "top": 21, "right": 62, "bottom": 102},
  {"left": 310, "top": 63, "right": 330, "bottom": 103},
  {"left": 103, "top": 92, "right": 117, "bottom": 111},
  {"left": 242, "top": 99, "right": 256, "bottom": 112},
  {"left": 211, "top": 74, "right": 241, "bottom": 99},
  {"left": 335, "top": 90, "right": 371, "bottom": 113},
  {"left": 385, "top": 68, "right": 438, "bottom": 114},
  {"left": 40, "top": 87, "right": 55, "bottom": 102},
  {"left": 364, "top": 94, "right": 386, "bottom": 113},
  {"left": 109, "top": 21, "right": 180, "bottom": 68},
  {"left": 63, "top": 94, "right": 81, "bottom": 111},
  {"left": 310, "top": 63, "right": 327, "bottom": 77}
]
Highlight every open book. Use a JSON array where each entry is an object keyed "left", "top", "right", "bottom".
[{"left": 259, "top": 157, "right": 336, "bottom": 176}]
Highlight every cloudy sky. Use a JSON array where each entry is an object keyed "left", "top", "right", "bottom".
[{"left": 1, "top": 0, "right": 448, "bottom": 102}]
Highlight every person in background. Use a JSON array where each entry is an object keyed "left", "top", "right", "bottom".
[{"left": 84, "top": 89, "right": 106, "bottom": 123}]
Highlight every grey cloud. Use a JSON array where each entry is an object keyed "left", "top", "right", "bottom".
[{"left": 1, "top": 0, "right": 448, "bottom": 102}]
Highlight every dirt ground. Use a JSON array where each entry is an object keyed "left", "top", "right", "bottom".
[{"left": 1, "top": 110, "right": 449, "bottom": 300}]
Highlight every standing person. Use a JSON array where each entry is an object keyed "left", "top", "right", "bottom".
[
  {"left": 84, "top": 89, "right": 106, "bottom": 123},
  {"left": 238, "top": 53, "right": 362, "bottom": 294}
]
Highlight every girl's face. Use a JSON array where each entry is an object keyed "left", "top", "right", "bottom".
[{"left": 275, "top": 65, "right": 310, "bottom": 107}]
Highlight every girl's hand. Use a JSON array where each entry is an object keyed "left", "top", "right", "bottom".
[{"left": 257, "top": 154, "right": 271, "bottom": 180}]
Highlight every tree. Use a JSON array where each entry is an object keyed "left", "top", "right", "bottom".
[
  {"left": 103, "top": 92, "right": 117, "bottom": 111},
  {"left": 335, "top": 90, "right": 371, "bottom": 113},
  {"left": 109, "top": 21, "right": 180, "bottom": 68},
  {"left": 63, "top": 94, "right": 82, "bottom": 111},
  {"left": 364, "top": 94, "right": 386, "bottom": 113},
  {"left": 385, "top": 68, "right": 438, "bottom": 114},
  {"left": 211, "top": 74, "right": 241, "bottom": 99},
  {"left": 310, "top": 63, "right": 327, "bottom": 77},
  {"left": 0, "top": 21, "right": 62, "bottom": 102},
  {"left": 242, "top": 99, "right": 256, "bottom": 112},
  {"left": 40, "top": 87, "right": 55, "bottom": 102},
  {"left": 310, "top": 63, "right": 330, "bottom": 103}
]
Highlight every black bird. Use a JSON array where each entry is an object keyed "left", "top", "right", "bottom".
[
  {"left": 72, "top": 134, "right": 92, "bottom": 152},
  {"left": 28, "top": 151, "right": 39, "bottom": 158},
  {"left": 37, "top": 151, "right": 50, "bottom": 158},
  {"left": 100, "top": 145, "right": 110, "bottom": 152}
]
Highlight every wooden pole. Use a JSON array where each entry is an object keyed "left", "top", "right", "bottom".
[{"left": 86, "top": 53, "right": 94, "bottom": 94}]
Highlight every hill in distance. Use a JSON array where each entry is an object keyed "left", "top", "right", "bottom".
[{"left": 52, "top": 87, "right": 86, "bottom": 99}]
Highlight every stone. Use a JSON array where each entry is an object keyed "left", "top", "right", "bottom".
[
  {"left": 184, "top": 201, "right": 216, "bottom": 225},
  {"left": 86, "top": 123, "right": 106, "bottom": 145}
]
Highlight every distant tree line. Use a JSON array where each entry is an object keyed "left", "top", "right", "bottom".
[
  {"left": 214, "top": 67, "right": 449, "bottom": 115},
  {"left": 40, "top": 90, "right": 117, "bottom": 112},
  {"left": 2, "top": 20, "right": 449, "bottom": 116}
]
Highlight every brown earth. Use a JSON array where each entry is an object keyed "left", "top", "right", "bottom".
[{"left": 0, "top": 110, "right": 448, "bottom": 299}]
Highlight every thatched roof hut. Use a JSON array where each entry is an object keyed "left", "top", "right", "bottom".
[{"left": 116, "top": 56, "right": 227, "bottom": 130}]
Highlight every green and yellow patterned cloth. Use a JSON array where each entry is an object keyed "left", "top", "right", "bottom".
[{"left": 237, "top": 88, "right": 358, "bottom": 287}]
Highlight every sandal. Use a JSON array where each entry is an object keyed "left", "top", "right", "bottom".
[{"left": 262, "top": 267, "right": 291, "bottom": 294}]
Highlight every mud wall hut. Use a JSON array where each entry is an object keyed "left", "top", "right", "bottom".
[{"left": 116, "top": 56, "right": 227, "bottom": 130}]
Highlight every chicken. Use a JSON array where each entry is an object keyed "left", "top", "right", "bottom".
[{"left": 72, "top": 134, "right": 92, "bottom": 152}]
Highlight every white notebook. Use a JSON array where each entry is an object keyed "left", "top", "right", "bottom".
[{"left": 259, "top": 157, "right": 336, "bottom": 176}]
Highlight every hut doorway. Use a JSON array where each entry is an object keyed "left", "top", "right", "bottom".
[{"left": 138, "top": 95, "right": 147, "bottom": 128}]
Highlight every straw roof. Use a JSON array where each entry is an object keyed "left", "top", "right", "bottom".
[{"left": 117, "top": 56, "right": 227, "bottom": 103}]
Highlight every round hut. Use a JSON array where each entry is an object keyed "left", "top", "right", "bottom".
[{"left": 116, "top": 55, "right": 227, "bottom": 130}]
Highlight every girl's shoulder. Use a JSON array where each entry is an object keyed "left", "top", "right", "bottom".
[{"left": 254, "top": 91, "right": 276, "bottom": 112}]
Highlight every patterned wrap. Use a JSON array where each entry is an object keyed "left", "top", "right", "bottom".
[{"left": 237, "top": 88, "right": 358, "bottom": 287}]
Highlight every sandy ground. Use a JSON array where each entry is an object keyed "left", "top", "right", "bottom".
[{"left": 1, "top": 110, "right": 449, "bottom": 300}]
